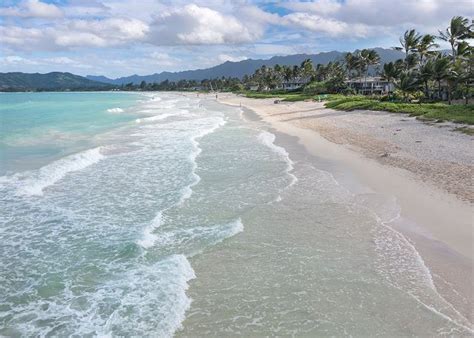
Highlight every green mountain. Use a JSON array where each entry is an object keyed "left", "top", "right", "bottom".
[
  {"left": 0, "top": 72, "right": 113, "bottom": 91},
  {"left": 87, "top": 48, "right": 406, "bottom": 85}
]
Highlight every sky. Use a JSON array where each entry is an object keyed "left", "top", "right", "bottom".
[{"left": 0, "top": 0, "right": 472, "bottom": 78}]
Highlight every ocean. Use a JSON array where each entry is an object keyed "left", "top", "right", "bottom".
[{"left": 0, "top": 92, "right": 471, "bottom": 336}]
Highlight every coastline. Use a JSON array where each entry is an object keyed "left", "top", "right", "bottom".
[{"left": 215, "top": 93, "right": 473, "bottom": 323}]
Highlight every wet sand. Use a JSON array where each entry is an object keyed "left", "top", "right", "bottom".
[{"left": 215, "top": 93, "right": 473, "bottom": 324}]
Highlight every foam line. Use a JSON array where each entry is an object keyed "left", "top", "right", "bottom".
[{"left": 8, "top": 147, "right": 105, "bottom": 196}]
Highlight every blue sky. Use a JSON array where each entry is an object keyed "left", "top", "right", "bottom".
[{"left": 0, "top": 0, "right": 472, "bottom": 78}]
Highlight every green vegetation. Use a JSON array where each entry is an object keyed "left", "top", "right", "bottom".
[
  {"left": 243, "top": 91, "right": 312, "bottom": 101},
  {"left": 0, "top": 72, "right": 112, "bottom": 91},
  {"left": 238, "top": 16, "right": 473, "bottom": 127},
  {"left": 241, "top": 90, "right": 346, "bottom": 102},
  {"left": 326, "top": 98, "right": 474, "bottom": 124},
  {"left": 453, "top": 126, "right": 474, "bottom": 135}
]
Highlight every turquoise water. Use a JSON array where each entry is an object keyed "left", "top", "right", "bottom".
[
  {"left": 0, "top": 92, "right": 143, "bottom": 174},
  {"left": 0, "top": 92, "right": 471, "bottom": 336}
]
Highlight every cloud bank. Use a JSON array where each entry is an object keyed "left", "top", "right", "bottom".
[{"left": 0, "top": 0, "right": 472, "bottom": 77}]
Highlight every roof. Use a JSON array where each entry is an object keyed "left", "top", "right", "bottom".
[{"left": 345, "top": 77, "right": 391, "bottom": 83}]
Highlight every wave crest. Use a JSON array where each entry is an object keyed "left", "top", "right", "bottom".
[
  {"left": 4, "top": 147, "right": 105, "bottom": 196},
  {"left": 106, "top": 108, "right": 124, "bottom": 114}
]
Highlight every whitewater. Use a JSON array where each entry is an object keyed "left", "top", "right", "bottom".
[{"left": 0, "top": 92, "right": 471, "bottom": 336}]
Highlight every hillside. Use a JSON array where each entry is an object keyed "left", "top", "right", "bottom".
[
  {"left": 0, "top": 72, "right": 112, "bottom": 91},
  {"left": 87, "top": 48, "right": 405, "bottom": 85}
]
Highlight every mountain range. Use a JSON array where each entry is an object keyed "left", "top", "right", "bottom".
[
  {"left": 1, "top": 48, "right": 407, "bottom": 90},
  {"left": 86, "top": 48, "right": 406, "bottom": 85},
  {"left": 0, "top": 72, "right": 110, "bottom": 91}
]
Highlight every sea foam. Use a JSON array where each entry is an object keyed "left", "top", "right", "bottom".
[
  {"left": 106, "top": 107, "right": 124, "bottom": 114},
  {"left": 13, "top": 147, "right": 105, "bottom": 196},
  {"left": 257, "top": 131, "right": 298, "bottom": 189},
  {"left": 100, "top": 254, "right": 196, "bottom": 337},
  {"left": 178, "top": 117, "right": 226, "bottom": 205},
  {"left": 152, "top": 218, "right": 244, "bottom": 256},
  {"left": 137, "top": 212, "right": 163, "bottom": 249}
]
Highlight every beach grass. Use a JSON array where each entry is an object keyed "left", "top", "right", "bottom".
[
  {"left": 325, "top": 98, "right": 474, "bottom": 125},
  {"left": 453, "top": 126, "right": 474, "bottom": 135},
  {"left": 240, "top": 91, "right": 474, "bottom": 125},
  {"left": 241, "top": 91, "right": 345, "bottom": 102}
]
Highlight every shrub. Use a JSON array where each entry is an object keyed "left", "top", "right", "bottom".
[{"left": 303, "top": 81, "right": 329, "bottom": 94}]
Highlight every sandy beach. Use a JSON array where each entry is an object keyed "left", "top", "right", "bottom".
[{"left": 216, "top": 93, "right": 473, "bottom": 324}]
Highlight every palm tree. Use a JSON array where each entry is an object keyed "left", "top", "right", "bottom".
[
  {"left": 292, "top": 65, "right": 300, "bottom": 80},
  {"left": 439, "top": 16, "right": 470, "bottom": 62},
  {"left": 394, "top": 29, "right": 422, "bottom": 64},
  {"left": 431, "top": 55, "right": 450, "bottom": 99},
  {"left": 448, "top": 42, "right": 473, "bottom": 104},
  {"left": 457, "top": 42, "right": 474, "bottom": 104},
  {"left": 381, "top": 62, "right": 401, "bottom": 97},
  {"left": 300, "top": 59, "right": 314, "bottom": 81},
  {"left": 283, "top": 66, "right": 293, "bottom": 82},
  {"left": 418, "top": 59, "right": 434, "bottom": 99},
  {"left": 344, "top": 52, "right": 357, "bottom": 79},
  {"left": 404, "top": 53, "right": 419, "bottom": 70},
  {"left": 273, "top": 64, "right": 284, "bottom": 88},
  {"left": 395, "top": 71, "right": 421, "bottom": 102},
  {"left": 359, "top": 49, "right": 380, "bottom": 91},
  {"left": 417, "top": 34, "right": 439, "bottom": 65}
]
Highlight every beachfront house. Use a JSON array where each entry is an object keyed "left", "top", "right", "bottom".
[
  {"left": 281, "top": 76, "right": 311, "bottom": 91},
  {"left": 248, "top": 84, "right": 259, "bottom": 91},
  {"left": 345, "top": 77, "right": 394, "bottom": 95}
]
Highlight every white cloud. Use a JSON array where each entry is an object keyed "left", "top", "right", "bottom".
[
  {"left": 252, "top": 44, "right": 298, "bottom": 56},
  {"left": 0, "top": 26, "right": 57, "bottom": 50},
  {"left": 62, "top": 0, "right": 110, "bottom": 18},
  {"left": 0, "top": 55, "right": 92, "bottom": 70},
  {"left": 148, "top": 4, "right": 261, "bottom": 45},
  {"left": 0, "top": 0, "right": 472, "bottom": 77},
  {"left": 282, "top": 0, "right": 342, "bottom": 15},
  {"left": 149, "top": 52, "right": 176, "bottom": 67},
  {"left": 0, "top": 18, "right": 149, "bottom": 50},
  {"left": 282, "top": 0, "right": 474, "bottom": 28},
  {"left": 1, "top": 55, "right": 40, "bottom": 66},
  {"left": 217, "top": 54, "right": 248, "bottom": 62},
  {"left": 0, "top": 0, "right": 63, "bottom": 18},
  {"left": 282, "top": 12, "right": 370, "bottom": 38},
  {"left": 60, "top": 18, "right": 149, "bottom": 46}
]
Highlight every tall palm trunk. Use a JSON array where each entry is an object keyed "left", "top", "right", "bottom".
[
  {"left": 465, "top": 81, "right": 469, "bottom": 104},
  {"left": 365, "top": 68, "right": 368, "bottom": 95},
  {"left": 447, "top": 82, "right": 452, "bottom": 105}
]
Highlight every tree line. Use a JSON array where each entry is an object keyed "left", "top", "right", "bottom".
[
  {"left": 124, "top": 16, "right": 472, "bottom": 104},
  {"left": 121, "top": 77, "right": 243, "bottom": 92},
  {"left": 244, "top": 16, "right": 472, "bottom": 103}
]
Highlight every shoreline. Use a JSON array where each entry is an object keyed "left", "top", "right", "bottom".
[{"left": 215, "top": 93, "right": 473, "bottom": 324}]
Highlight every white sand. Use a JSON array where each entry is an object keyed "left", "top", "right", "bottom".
[{"left": 215, "top": 93, "right": 473, "bottom": 321}]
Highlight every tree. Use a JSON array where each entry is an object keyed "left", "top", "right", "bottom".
[
  {"left": 395, "top": 71, "right": 421, "bottom": 101},
  {"left": 140, "top": 80, "right": 147, "bottom": 89},
  {"left": 394, "top": 29, "right": 422, "bottom": 64},
  {"left": 439, "top": 16, "right": 470, "bottom": 62},
  {"left": 418, "top": 59, "right": 434, "bottom": 99},
  {"left": 344, "top": 52, "right": 357, "bottom": 79},
  {"left": 416, "top": 34, "right": 439, "bottom": 65},
  {"left": 300, "top": 59, "right": 314, "bottom": 80},
  {"left": 381, "top": 62, "right": 401, "bottom": 96},
  {"left": 455, "top": 42, "right": 474, "bottom": 104},
  {"left": 292, "top": 65, "right": 300, "bottom": 80},
  {"left": 404, "top": 53, "right": 419, "bottom": 70},
  {"left": 431, "top": 55, "right": 450, "bottom": 99},
  {"left": 359, "top": 49, "right": 380, "bottom": 89},
  {"left": 283, "top": 66, "right": 293, "bottom": 82},
  {"left": 325, "top": 62, "right": 347, "bottom": 92}
]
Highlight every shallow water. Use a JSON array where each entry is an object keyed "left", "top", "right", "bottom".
[{"left": 0, "top": 92, "right": 471, "bottom": 336}]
